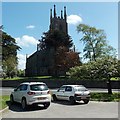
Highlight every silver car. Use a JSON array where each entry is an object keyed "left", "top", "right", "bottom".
[{"left": 52, "top": 85, "right": 90, "bottom": 104}]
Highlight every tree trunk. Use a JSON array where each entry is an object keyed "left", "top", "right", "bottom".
[{"left": 107, "top": 79, "right": 112, "bottom": 94}]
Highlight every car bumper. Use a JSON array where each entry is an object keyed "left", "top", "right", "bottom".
[
  {"left": 75, "top": 96, "right": 90, "bottom": 101},
  {"left": 27, "top": 96, "right": 51, "bottom": 105},
  {"left": 27, "top": 99, "right": 51, "bottom": 105}
]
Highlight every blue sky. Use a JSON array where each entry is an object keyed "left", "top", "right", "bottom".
[{"left": 2, "top": 2, "right": 118, "bottom": 70}]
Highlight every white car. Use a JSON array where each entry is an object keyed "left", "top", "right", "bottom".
[
  {"left": 10, "top": 82, "right": 51, "bottom": 110},
  {"left": 52, "top": 85, "right": 90, "bottom": 104}
]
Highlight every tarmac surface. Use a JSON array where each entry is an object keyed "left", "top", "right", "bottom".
[{"left": 2, "top": 101, "right": 119, "bottom": 118}]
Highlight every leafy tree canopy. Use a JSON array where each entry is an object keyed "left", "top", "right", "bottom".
[
  {"left": 67, "top": 56, "right": 119, "bottom": 80},
  {"left": 55, "top": 46, "right": 81, "bottom": 72},
  {"left": 77, "top": 24, "right": 116, "bottom": 61},
  {"left": 2, "top": 31, "right": 20, "bottom": 60},
  {"left": 38, "top": 30, "right": 80, "bottom": 76},
  {"left": 39, "top": 30, "right": 73, "bottom": 50},
  {"left": 1, "top": 27, "right": 21, "bottom": 78}
]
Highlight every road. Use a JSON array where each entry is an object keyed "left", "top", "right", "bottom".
[
  {"left": 0, "top": 87, "right": 119, "bottom": 96},
  {"left": 2, "top": 101, "right": 119, "bottom": 118}
]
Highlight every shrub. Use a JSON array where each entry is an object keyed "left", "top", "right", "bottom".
[{"left": 67, "top": 57, "right": 119, "bottom": 80}]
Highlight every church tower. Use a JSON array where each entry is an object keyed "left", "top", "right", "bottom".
[{"left": 49, "top": 5, "right": 68, "bottom": 34}]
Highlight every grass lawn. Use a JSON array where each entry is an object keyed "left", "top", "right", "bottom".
[
  {"left": 1, "top": 76, "right": 120, "bottom": 81},
  {"left": 50, "top": 92, "right": 120, "bottom": 102},
  {"left": 110, "top": 77, "right": 120, "bottom": 81},
  {"left": 0, "top": 95, "right": 9, "bottom": 110},
  {"left": 1, "top": 77, "right": 25, "bottom": 80},
  {"left": 1, "top": 76, "right": 68, "bottom": 81},
  {"left": 90, "top": 92, "right": 120, "bottom": 102}
]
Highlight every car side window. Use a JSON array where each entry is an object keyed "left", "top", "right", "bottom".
[
  {"left": 65, "top": 86, "right": 72, "bottom": 92},
  {"left": 58, "top": 86, "right": 66, "bottom": 92},
  {"left": 20, "top": 85, "right": 28, "bottom": 91},
  {"left": 15, "top": 86, "right": 20, "bottom": 91}
]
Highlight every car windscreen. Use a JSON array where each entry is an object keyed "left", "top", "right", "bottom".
[
  {"left": 75, "top": 86, "right": 88, "bottom": 91},
  {"left": 30, "top": 84, "right": 48, "bottom": 91}
]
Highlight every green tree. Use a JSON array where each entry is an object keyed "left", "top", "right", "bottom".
[
  {"left": 39, "top": 30, "right": 80, "bottom": 76},
  {"left": 77, "top": 24, "right": 116, "bottom": 61},
  {"left": 39, "top": 30, "right": 73, "bottom": 50},
  {"left": 1, "top": 29, "right": 20, "bottom": 78},
  {"left": 17, "top": 69, "right": 25, "bottom": 77},
  {"left": 116, "top": 60, "right": 120, "bottom": 77},
  {"left": 67, "top": 57, "right": 118, "bottom": 80}
]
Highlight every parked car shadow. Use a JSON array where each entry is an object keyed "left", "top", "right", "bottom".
[
  {"left": 6, "top": 101, "right": 47, "bottom": 112},
  {"left": 51, "top": 100, "right": 87, "bottom": 106}
]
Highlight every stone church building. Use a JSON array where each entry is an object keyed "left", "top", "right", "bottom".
[{"left": 25, "top": 5, "right": 78, "bottom": 77}]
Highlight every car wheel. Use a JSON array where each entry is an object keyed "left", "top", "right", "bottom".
[
  {"left": 69, "top": 96, "right": 76, "bottom": 105},
  {"left": 10, "top": 95, "right": 14, "bottom": 104},
  {"left": 52, "top": 94, "right": 58, "bottom": 101},
  {"left": 83, "top": 99, "right": 89, "bottom": 104},
  {"left": 21, "top": 98, "right": 27, "bottom": 110},
  {"left": 43, "top": 102, "right": 50, "bottom": 109}
]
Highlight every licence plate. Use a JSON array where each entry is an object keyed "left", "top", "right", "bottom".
[
  {"left": 81, "top": 96, "right": 87, "bottom": 99},
  {"left": 37, "top": 97, "right": 46, "bottom": 100}
]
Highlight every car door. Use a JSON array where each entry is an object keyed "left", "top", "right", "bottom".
[
  {"left": 13, "top": 85, "right": 21, "bottom": 102},
  {"left": 13, "top": 84, "right": 28, "bottom": 103},
  {"left": 18, "top": 84, "right": 28, "bottom": 103},
  {"left": 56, "top": 86, "right": 66, "bottom": 100},
  {"left": 64, "top": 86, "right": 73, "bottom": 100}
]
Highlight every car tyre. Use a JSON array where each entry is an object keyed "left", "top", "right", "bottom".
[
  {"left": 69, "top": 96, "right": 76, "bottom": 105},
  {"left": 10, "top": 95, "right": 14, "bottom": 104},
  {"left": 83, "top": 99, "right": 89, "bottom": 104},
  {"left": 43, "top": 102, "right": 50, "bottom": 109},
  {"left": 21, "top": 98, "right": 28, "bottom": 110},
  {"left": 52, "top": 94, "right": 58, "bottom": 101}
]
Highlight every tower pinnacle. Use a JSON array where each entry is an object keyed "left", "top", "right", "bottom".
[
  {"left": 50, "top": 9, "right": 52, "bottom": 23},
  {"left": 50, "top": 9, "right": 52, "bottom": 18},
  {"left": 54, "top": 5, "right": 56, "bottom": 18},
  {"left": 64, "top": 6, "right": 67, "bottom": 21},
  {"left": 61, "top": 10, "right": 63, "bottom": 19}
]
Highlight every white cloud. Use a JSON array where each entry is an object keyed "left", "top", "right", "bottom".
[
  {"left": 15, "top": 35, "right": 39, "bottom": 47},
  {"left": 67, "top": 15, "right": 82, "bottom": 25},
  {"left": 26, "top": 25, "right": 35, "bottom": 29},
  {"left": 17, "top": 54, "right": 26, "bottom": 70}
]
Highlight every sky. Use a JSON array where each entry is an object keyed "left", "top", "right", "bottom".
[{"left": 2, "top": 2, "right": 118, "bottom": 70}]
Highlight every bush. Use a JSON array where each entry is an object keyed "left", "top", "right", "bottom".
[
  {"left": 67, "top": 57, "right": 119, "bottom": 80},
  {"left": 17, "top": 69, "right": 25, "bottom": 77}
]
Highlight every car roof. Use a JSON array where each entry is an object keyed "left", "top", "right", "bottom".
[
  {"left": 62, "top": 85, "right": 84, "bottom": 87},
  {"left": 20, "top": 82, "right": 45, "bottom": 85}
]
